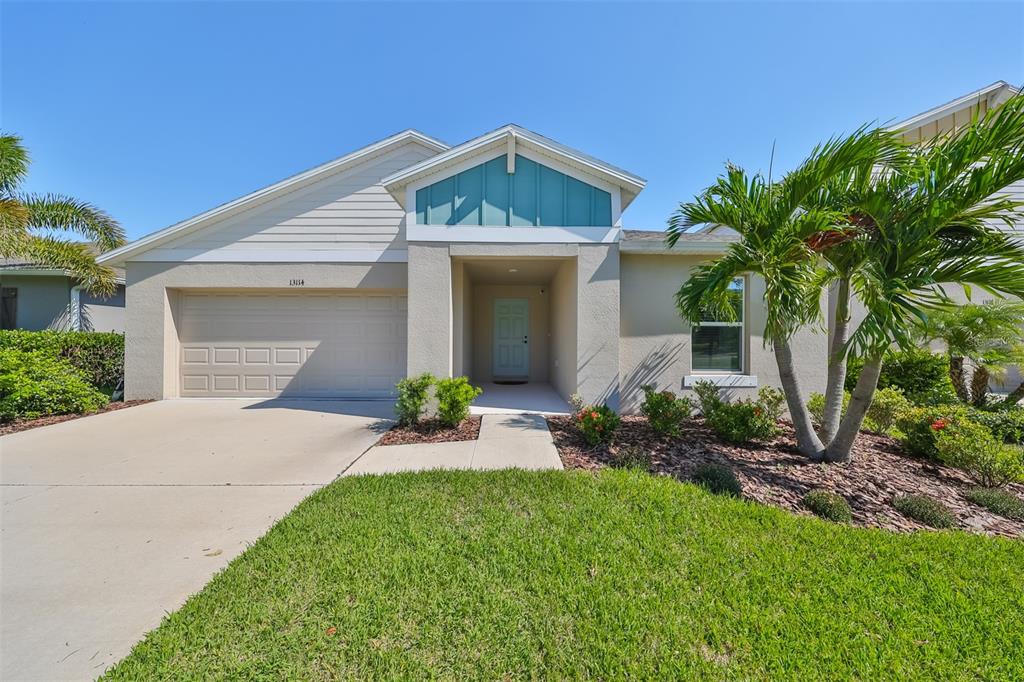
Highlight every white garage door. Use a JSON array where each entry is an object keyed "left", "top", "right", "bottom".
[{"left": 179, "top": 291, "right": 406, "bottom": 398}]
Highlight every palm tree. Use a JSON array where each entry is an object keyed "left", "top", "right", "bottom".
[
  {"left": 820, "top": 94, "right": 1024, "bottom": 459},
  {"left": 669, "top": 127, "right": 900, "bottom": 460},
  {"left": 915, "top": 301, "right": 1024, "bottom": 407},
  {"left": 671, "top": 93, "right": 1024, "bottom": 462},
  {"left": 0, "top": 134, "right": 125, "bottom": 295}
]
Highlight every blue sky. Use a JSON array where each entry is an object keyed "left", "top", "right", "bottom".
[{"left": 3, "top": 1, "right": 1022, "bottom": 240}]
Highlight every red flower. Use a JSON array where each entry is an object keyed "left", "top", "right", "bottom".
[
  {"left": 590, "top": 411, "right": 599, "bottom": 419},
  {"left": 930, "top": 418, "right": 947, "bottom": 431}
]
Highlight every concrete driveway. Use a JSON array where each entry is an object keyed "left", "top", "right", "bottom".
[{"left": 0, "top": 399, "right": 392, "bottom": 681}]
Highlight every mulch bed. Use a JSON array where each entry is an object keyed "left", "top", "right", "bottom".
[
  {"left": 0, "top": 400, "right": 153, "bottom": 436},
  {"left": 378, "top": 416, "right": 481, "bottom": 446},
  {"left": 547, "top": 415, "right": 1024, "bottom": 539}
]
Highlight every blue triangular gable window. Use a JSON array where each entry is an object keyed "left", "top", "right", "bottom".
[{"left": 415, "top": 155, "right": 612, "bottom": 227}]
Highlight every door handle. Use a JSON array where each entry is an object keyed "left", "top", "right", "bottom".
[{"left": 523, "top": 336, "right": 528, "bottom": 344}]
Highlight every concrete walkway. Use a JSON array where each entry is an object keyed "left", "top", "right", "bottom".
[{"left": 344, "top": 414, "right": 563, "bottom": 475}]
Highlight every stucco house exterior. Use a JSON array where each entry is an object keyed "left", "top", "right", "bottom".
[
  {"left": 0, "top": 254, "right": 125, "bottom": 332},
  {"left": 99, "top": 125, "right": 827, "bottom": 410},
  {"left": 98, "top": 81, "right": 1021, "bottom": 410}
]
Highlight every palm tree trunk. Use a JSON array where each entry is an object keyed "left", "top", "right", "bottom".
[
  {"left": 970, "top": 365, "right": 990, "bottom": 407},
  {"left": 824, "top": 352, "right": 884, "bottom": 463},
  {"left": 821, "top": 277, "right": 850, "bottom": 443},
  {"left": 949, "top": 355, "right": 970, "bottom": 404},
  {"left": 773, "top": 338, "right": 826, "bottom": 460}
]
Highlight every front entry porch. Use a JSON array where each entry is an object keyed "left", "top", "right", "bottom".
[{"left": 471, "top": 382, "right": 571, "bottom": 415}]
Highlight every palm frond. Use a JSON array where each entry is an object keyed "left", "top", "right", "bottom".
[
  {"left": 20, "top": 193, "right": 126, "bottom": 251},
  {"left": 0, "top": 134, "right": 29, "bottom": 196},
  {"left": 23, "top": 236, "right": 121, "bottom": 296}
]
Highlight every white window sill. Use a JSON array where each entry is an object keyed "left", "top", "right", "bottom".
[{"left": 683, "top": 375, "right": 758, "bottom": 388}]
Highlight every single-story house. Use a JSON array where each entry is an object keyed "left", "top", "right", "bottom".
[
  {"left": 98, "top": 81, "right": 1021, "bottom": 409},
  {"left": 0, "top": 252, "right": 125, "bottom": 332}
]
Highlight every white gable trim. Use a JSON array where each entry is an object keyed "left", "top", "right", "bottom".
[
  {"left": 382, "top": 124, "right": 646, "bottom": 210},
  {"left": 98, "top": 130, "right": 448, "bottom": 266},
  {"left": 887, "top": 80, "right": 1020, "bottom": 132}
]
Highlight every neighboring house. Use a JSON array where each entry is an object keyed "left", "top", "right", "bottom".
[
  {"left": 0, "top": 253, "right": 126, "bottom": 332},
  {"left": 99, "top": 126, "right": 827, "bottom": 410},
  {"left": 98, "top": 82, "right": 1021, "bottom": 409}
]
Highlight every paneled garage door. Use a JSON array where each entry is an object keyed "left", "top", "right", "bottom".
[{"left": 178, "top": 291, "right": 407, "bottom": 398}]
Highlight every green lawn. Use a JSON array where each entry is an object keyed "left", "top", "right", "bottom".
[{"left": 105, "top": 470, "right": 1024, "bottom": 680}]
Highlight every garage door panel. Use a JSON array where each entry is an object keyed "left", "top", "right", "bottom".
[{"left": 179, "top": 292, "right": 407, "bottom": 398}]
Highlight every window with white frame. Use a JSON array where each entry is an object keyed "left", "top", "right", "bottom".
[{"left": 691, "top": 277, "right": 744, "bottom": 372}]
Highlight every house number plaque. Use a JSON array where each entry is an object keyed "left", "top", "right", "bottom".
[{"left": 289, "top": 279, "right": 305, "bottom": 287}]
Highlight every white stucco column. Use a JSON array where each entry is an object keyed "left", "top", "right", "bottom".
[
  {"left": 407, "top": 243, "right": 453, "bottom": 378},
  {"left": 576, "top": 244, "right": 620, "bottom": 410}
]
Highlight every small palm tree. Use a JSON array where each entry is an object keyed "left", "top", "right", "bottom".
[
  {"left": 669, "top": 127, "right": 899, "bottom": 460},
  {"left": 671, "top": 93, "right": 1024, "bottom": 462},
  {"left": 0, "top": 134, "right": 125, "bottom": 295},
  {"left": 916, "top": 302, "right": 1024, "bottom": 407}
]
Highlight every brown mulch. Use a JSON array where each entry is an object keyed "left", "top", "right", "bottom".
[
  {"left": 378, "top": 416, "right": 481, "bottom": 446},
  {"left": 0, "top": 400, "right": 154, "bottom": 436},
  {"left": 547, "top": 415, "right": 1024, "bottom": 539}
]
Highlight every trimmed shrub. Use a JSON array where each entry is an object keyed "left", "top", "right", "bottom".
[
  {"left": 434, "top": 376, "right": 483, "bottom": 427},
  {"left": 809, "top": 387, "right": 909, "bottom": 436},
  {"left": 609, "top": 446, "right": 651, "bottom": 470},
  {"left": 577, "top": 404, "right": 620, "bottom": 446},
  {"left": 965, "top": 487, "right": 1024, "bottom": 521},
  {"left": 893, "top": 494, "right": 956, "bottom": 529},
  {"left": 847, "top": 348, "right": 957, "bottom": 406},
  {"left": 394, "top": 373, "right": 435, "bottom": 426},
  {"left": 865, "top": 387, "right": 912, "bottom": 435},
  {"left": 692, "top": 463, "right": 742, "bottom": 497},
  {"left": 0, "top": 330, "right": 124, "bottom": 392},
  {"left": 934, "top": 420, "right": 1024, "bottom": 488},
  {"left": 698, "top": 384, "right": 784, "bottom": 445},
  {"left": 0, "top": 349, "right": 108, "bottom": 422},
  {"left": 693, "top": 380, "right": 724, "bottom": 417},
  {"left": 639, "top": 385, "right": 693, "bottom": 437},
  {"left": 802, "top": 490, "right": 853, "bottom": 523},
  {"left": 896, "top": 405, "right": 972, "bottom": 459},
  {"left": 969, "top": 407, "right": 1024, "bottom": 444}
]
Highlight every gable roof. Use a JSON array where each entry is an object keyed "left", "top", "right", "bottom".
[
  {"left": 97, "top": 129, "right": 449, "bottom": 266},
  {"left": 380, "top": 124, "right": 647, "bottom": 210},
  {"left": 887, "top": 80, "right": 1021, "bottom": 133}
]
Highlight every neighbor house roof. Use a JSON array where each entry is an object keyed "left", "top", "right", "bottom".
[
  {"left": 381, "top": 124, "right": 647, "bottom": 210},
  {"left": 620, "top": 229, "right": 738, "bottom": 254},
  {"left": 2, "top": 246, "right": 125, "bottom": 282},
  {"left": 887, "top": 80, "right": 1021, "bottom": 132},
  {"left": 97, "top": 129, "right": 450, "bottom": 266}
]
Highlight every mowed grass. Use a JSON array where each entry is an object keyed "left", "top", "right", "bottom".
[{"left": 105, "top": 469, "right": 1024, "bottom": 680}]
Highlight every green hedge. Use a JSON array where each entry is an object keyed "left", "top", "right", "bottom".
[
  {"left": 0, "top": 330, "right": 124, "bottom": 392},
  {"left": 846, "top": 348, "right": 957, "bottom": 406},
  {"left": 0, "top": 349, "right": 109, "bottom": 422}
]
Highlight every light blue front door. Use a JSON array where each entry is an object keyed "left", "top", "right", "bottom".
[{"left": 493, "top": 298, "right": 529, "bottom": 377}]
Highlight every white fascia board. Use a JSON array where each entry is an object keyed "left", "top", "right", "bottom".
[
  {"left": 126, "top": 249, "right": 408, "bottom": 263},
  {"left": 619, "top": 240, "right": 733, "bottom": 255},
  {"left": 407, "top": 226, "right": 620, "bottom": 244},
  {"left": 382, "top": 124, "right": 646, "bottom": 207},
  {"left": 98, "top": 130, "right": 448, "bottom": 266},
  {"left": 886, "top": 81, "right": 1018, "bottom": 132}
]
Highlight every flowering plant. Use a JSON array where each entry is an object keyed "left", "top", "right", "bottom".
[{"left": 576, "top": 403, "right": 620, "bottom": 446}]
